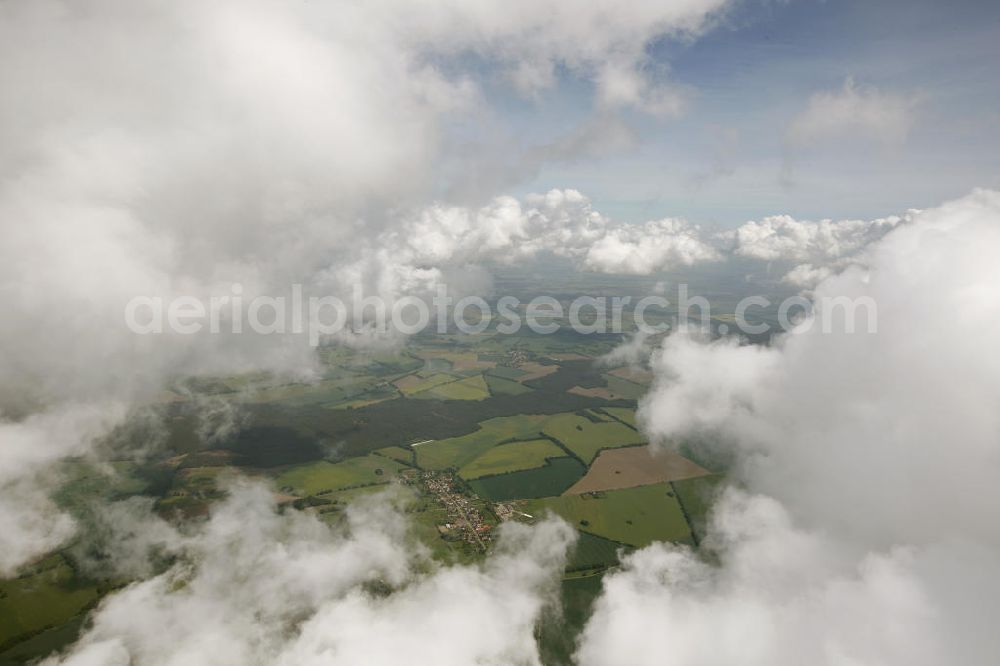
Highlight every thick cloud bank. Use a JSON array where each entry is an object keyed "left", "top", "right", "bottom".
[
  {"left": 578, "top": 189, "right": 1000, "bottom": 664},
  {"left": 46, "top": 483, "right": 575, "bottom": 666},
  {"left": 726, "top": 208, "right": 916, "bottom": 286},
  {"left": 347, "top": 189, "right": 719, "bottom": 294}
]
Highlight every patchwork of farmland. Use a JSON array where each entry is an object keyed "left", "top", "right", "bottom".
[
  {"left": 0, "top": 320, "right": 733, "bottom": 663},
  {"left": 395, "top": 372, "right": 456, "bottom": 395},
  {"left": 414, "top": 414, "right": 548, "bottom": 470}
]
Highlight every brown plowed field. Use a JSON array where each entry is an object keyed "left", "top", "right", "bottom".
[{"left": 564, "top": 446, "right": 710, "bottom": 495}]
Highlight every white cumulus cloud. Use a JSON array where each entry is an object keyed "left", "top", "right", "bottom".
[
  {"left": 351, "top": 189, "right": 720, "bottom": 291},
  {"left": 46, "top": 482, "right": 576, "bottom": 666},
  {"left": 577, "top": 189, "right": 1000, "bottom": 665},
  {"left": 725, "top": 208, "right": 915, "bottom": 286}
]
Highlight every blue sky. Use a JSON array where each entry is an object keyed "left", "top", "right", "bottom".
[{"left": 484, "top": 0, "right": 1000, "bottom": 226}]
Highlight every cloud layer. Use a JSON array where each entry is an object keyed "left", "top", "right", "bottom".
[
  {"left": 47, "top": 483, "right": 575, "bottom": 666},
  {"left": 342, "top": 189, "right": 720, "bottom": 296},
  {"left": 725, "top": 208, "right": 916, "bottom": 286},
  {"left": 579, "top": 189, "right": 1000, "bottom": 664}
]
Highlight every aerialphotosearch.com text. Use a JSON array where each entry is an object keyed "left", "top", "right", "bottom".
[{"left": 124, "top": 283, "right": 878, "bottom": 346}]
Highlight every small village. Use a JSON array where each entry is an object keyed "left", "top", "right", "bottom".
[{"left": 420, "top": 471, "right": 494, "bottom": 551}]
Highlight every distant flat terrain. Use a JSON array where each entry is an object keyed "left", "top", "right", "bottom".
[{"left": 564, "top": 446, "right": 709, "bottom": 495}]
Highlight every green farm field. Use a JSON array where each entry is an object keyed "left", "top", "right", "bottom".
[
  {"left": 415, "top": 414, "right": 549, "bottom": 470},
  {"left": 396, "top": 372, "right": 456, "bottom": 396},
  {"left": 600, "top": 407, "right": 638, "bottom": 428},
  {"left": 0, "top": 556, "right": 101, "bottom": 651},
  {"left": 416, "top": 374, "right": 490, "bottom": 401},
  {"left": 469, "top": 457, "right": 586, "bottom": 501},
  {"left": 484, "top": 374, "right": 533, "bottom": 396},
  {"left": 485, "top": 365, "right": 526, "bottom": 380},
  {"left": 373, "top": 446, "right": 415, "bottom": 466},
  {"left": 603, "top": 375, "right": 647, "bottom": 401},
  {"left": 672, "top": 474, "right": 725, "bottom": 544},
  {"left": 274, "top": 455, "right": 405, "bottom": 496},
  {"left": 542, "top": 413, "right": 645, "bottom": 464},
  {"left": 525, "top": 483, "right": 692, "bottom": 547},
  {"left": 458, "top": 439, "right": 566, "bottom": 480},
  {"left": 566, "top": 531, "right": 624, "bottom": 571},
  {"left": 537, "top": 574, "right": 605, "bottom": 666},
  {"left": 0, "top": 616, "right": 87, "bottom": 666}
]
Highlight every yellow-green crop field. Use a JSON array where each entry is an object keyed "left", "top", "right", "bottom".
[
  {"left": 525, "top": 483, "right": 691, "bottom": 547},
  {"left": 415, "top": 415, "right": 548, "bottom": 470},
  {"left": 373, "top": 446, "right": 415, "bottom": 465},
  {"left": 459, "top": 439, "right": 566, "bottom": 479},
  {"left": 600, "top": 407, "right": 637, "bottom": 428},
  {"left": 397, "top": 373, "right": 457, "bottom": 395},
  {"left": 274, "top": 455, "right": 405, "bottom": 496},
  {"left": 417, "top": 374, "right": 490, "bottom": 401},
  {"left": 541, "top": 414, "right": 645, "bottom": 464}
]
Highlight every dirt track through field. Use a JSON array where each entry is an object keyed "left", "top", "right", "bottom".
[{"left": 563, "top": 446, "right": 710, "bottom": 495}]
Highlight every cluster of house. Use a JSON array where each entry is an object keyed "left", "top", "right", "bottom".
[
  {"left": 421, "top": 471, "right": 492, "bottom": 550},
  {"left": 502, "top": 349, "right": 530, "bottom": 367}
]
